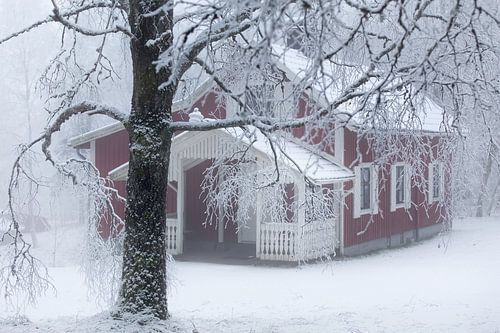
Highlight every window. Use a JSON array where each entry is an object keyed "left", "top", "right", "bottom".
[
  {"left": 353, "top": 164, "right": 378, "bottom": 218},
  {"left": 360, "top": 167, "right": 371, "bottom": 210},
  {"left": 428, "top": 162, "right": 443, "bottom": 203},
  {"left": 391, "top": 163, "right": 410, "bottom": 211},
  {"left": 432, "top": 164, "right": 441, "bottom": 199},
  {"left": 395, "top": 165, "right": 405, "bottom": 205}
]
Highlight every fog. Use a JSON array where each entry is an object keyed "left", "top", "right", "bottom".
[{"left": 0, "top": 0, "right": 132, "bottom": 219}]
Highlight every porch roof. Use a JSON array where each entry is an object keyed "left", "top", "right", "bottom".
[{"left": 108, "top": 126, "right": 354, "bottom": 184}]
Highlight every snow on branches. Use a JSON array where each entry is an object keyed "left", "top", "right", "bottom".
[{"left": 0, "top": 0, "right": 499, "bottom": 316}]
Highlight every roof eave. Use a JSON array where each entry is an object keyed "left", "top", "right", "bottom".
[
  {"left": 67, "top": 122, "right": 125, "bottom": 148},
  {"left": 310, "top": 175, "right": 355, "bottom": 185},
  {"left": 67, "top": 79, "right": 215, "bottom": 147}
]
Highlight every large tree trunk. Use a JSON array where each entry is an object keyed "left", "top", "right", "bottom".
[{"left": 118, "top": 0, "right": 174, "bottom": 319}]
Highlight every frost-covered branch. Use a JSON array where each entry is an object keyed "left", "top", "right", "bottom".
[
  {"left": 1, "top": 101, "right": 127, "bottom": 305},
  {"left": 1, "top": 0, "right": 500, "bottom": 316},
  {"left": 0, "top": 1, "right": 129, "bottom": 45},
  {"left": 50, "top": 0, "right": 133, "bottom": 38}
]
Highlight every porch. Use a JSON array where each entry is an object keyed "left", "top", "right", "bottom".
[
  {"left": 109, "top": 114, "right": 354, "bottom": 262},
  {"left": 176, "top": 240, "right": 257, "bottom": 265},
  {"left": 165, "top": 215, "right": 337, "bottom": 262}
]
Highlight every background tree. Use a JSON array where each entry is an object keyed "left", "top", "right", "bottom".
[{"left": 0, "top": 0, "right": 499, "bottom": 321}]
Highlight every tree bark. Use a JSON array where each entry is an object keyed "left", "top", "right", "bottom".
[{"left": 118, "top": 0, "right": 174, "bottom": 319}]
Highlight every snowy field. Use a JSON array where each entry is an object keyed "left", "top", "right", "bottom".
[{"left": 1, "top": 217, "right": 499, "bottom": 333}]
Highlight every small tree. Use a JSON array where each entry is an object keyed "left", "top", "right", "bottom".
[{"left": 1, "top": 0, "right": 499, "bottom": 320}]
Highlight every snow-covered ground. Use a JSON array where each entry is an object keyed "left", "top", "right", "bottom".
[{"left": 1, "top": 217, "right": 499, "bottom": 332}]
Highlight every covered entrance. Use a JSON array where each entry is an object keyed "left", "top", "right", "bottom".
[
  {"left": 109, "top": 114, "right": 354, "bottom": 262},
  {"left": 180, "top": 158, "right": 256, "bottom": 261}
]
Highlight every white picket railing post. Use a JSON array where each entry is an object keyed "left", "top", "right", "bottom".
[
  {"left": 165, "top": 218, "right": 181, "bottom": 255},
  {"left": 255, "top": 189, "right": 262, "bottom": 259}
]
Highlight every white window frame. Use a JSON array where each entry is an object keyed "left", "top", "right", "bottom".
[
  {"left": 428, "top": 162, "right": 444, "bottom": 204},
  {"left": 390, "top": 163, "right": 411, "bottom": 212},
  {"left": 353, "top": 163, "right": 379, "bottom": 218}
]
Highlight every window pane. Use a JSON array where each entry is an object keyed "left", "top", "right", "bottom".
[
  {"left": 360, "top": 167, "right": 371, "bottom": 210},
  {"left": 433, "top": 164, "right": 440, "bottom": 199},
  {"left": 395, "top": 166, "right": 405, "bottom": 204}
]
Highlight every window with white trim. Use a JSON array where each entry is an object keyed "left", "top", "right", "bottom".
[
  {"left": 353, "top": 163, "right": 378, "bottom": 218},
  {"left": 428, "top": 162, "right": 443, "bottom": 203},
  {"left": 395, "top": 165, "right": 405, "bottom": 205},
  {"left": 360, "top": 167, "right": 371, "bottom": 210},
  {"left": 390, "top": 163, "right": 411, "bottom": 211}
]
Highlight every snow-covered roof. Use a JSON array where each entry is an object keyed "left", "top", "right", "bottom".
[
  {"left": 272, "top": 44, "right": 446, "bottom": 133},
  {"left": 67, "top": 122, "right": 124, "bottom": 147},
  {"left": 222, "top": 126, "right": 354, "bottom": 183},
  {"left": 109, "top": 125, "right": 353, "bottom": 184},
  {"left": 69, "top": 43, "right": 447, "bottom": 149},
  {"left": 418, "top": 98, "right": 446, "bottom": 133}
]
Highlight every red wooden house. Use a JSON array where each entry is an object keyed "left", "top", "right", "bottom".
[{"left": 69, "top": 49, "right": 449, "bottom": 261}]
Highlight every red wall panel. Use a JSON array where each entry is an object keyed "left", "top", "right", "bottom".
[
  {"left": 291, "top": 95, "right": 335, "bottom": 156},
  {"left": 95, "top": 91, "right": 226, "bottom": 237},
  {"left": 343, "top": 129, "right": 445, "bottom": 248},
  {"left": 95, "top": 129, "right": 130, "bottom": 177}
]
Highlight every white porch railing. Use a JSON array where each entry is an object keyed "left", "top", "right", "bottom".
[
  {"left": 258, "top": 221, "right": 335, "bottom": 262},
  {"left": 166, "top": 218, "right": 182, "bottom": 255},
  {"left": 299, "top": 220, "right": 336, "bottom": 261},
  {"left": 259, "top": 222, "right": 299, "bottom": 261}
]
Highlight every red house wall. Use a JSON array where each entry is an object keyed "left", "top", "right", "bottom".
[
  {"left": 94, "top": 91, "right": 226, "bottom": 238},
  {"left": 95, "top": 130, "right": 129, "bottom": 238},
  {"left": 291, "top": 96, "right": 335, "bottom": 156},
  {"left": 183, "top": 160, "right": 238, "bottom": 243},
  {"left": 415, "top": 136, "right": 447, "bottom": 229},
  {"left": 172, "top": 92, "right": 226, "bottom": 122},
  {"left": 91, "top": 88, "right": 447, "bottom": 251},
  {"left": 342, "top": 129, "right": 445, "bottom": 248}
]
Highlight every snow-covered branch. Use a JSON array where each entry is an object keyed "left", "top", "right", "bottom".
[
  {"left": 1, "top": 0, "right": 500, "bottom": 317},
  {"left": 0, "top": 1, "right": 129, "bottom": 45},
  {"left": 1, "top": 101, "right": 127, "bottom": 305},
  {"left": 50, "top": 0, "right": 133, "bottom": 38}
]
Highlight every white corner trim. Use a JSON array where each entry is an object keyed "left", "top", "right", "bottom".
[
  {"left": 89, "top": 140, "right": 96, "bottom": 165},
  {"left": 334, "top": 126, "right": 344, "bottom": 166}
]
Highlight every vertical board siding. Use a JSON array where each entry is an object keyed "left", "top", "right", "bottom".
[
  {"left": 343, "top": 129, "right": 445, "bottom": 248},
  {"left": 95, "top": 129, "right": 129, "bottom": 238},
  {"left": 95, "top": 129, "right": 130, "bottom": 180},
  {"left": 184, "top": 160, "right": 218, "bottom": 242},
  {"left": 95, "top": 91, "right": 227, "bottom": 239},
  {"left": 291, "top": 95, "right": 335, "bottom": 156},
  {"left": 91, "top": 90, "right": 447, "bottom": 254}
]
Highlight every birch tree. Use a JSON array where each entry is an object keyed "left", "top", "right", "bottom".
[{"left": 1, "top": 0, "right": 499, "bottom": 320}]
